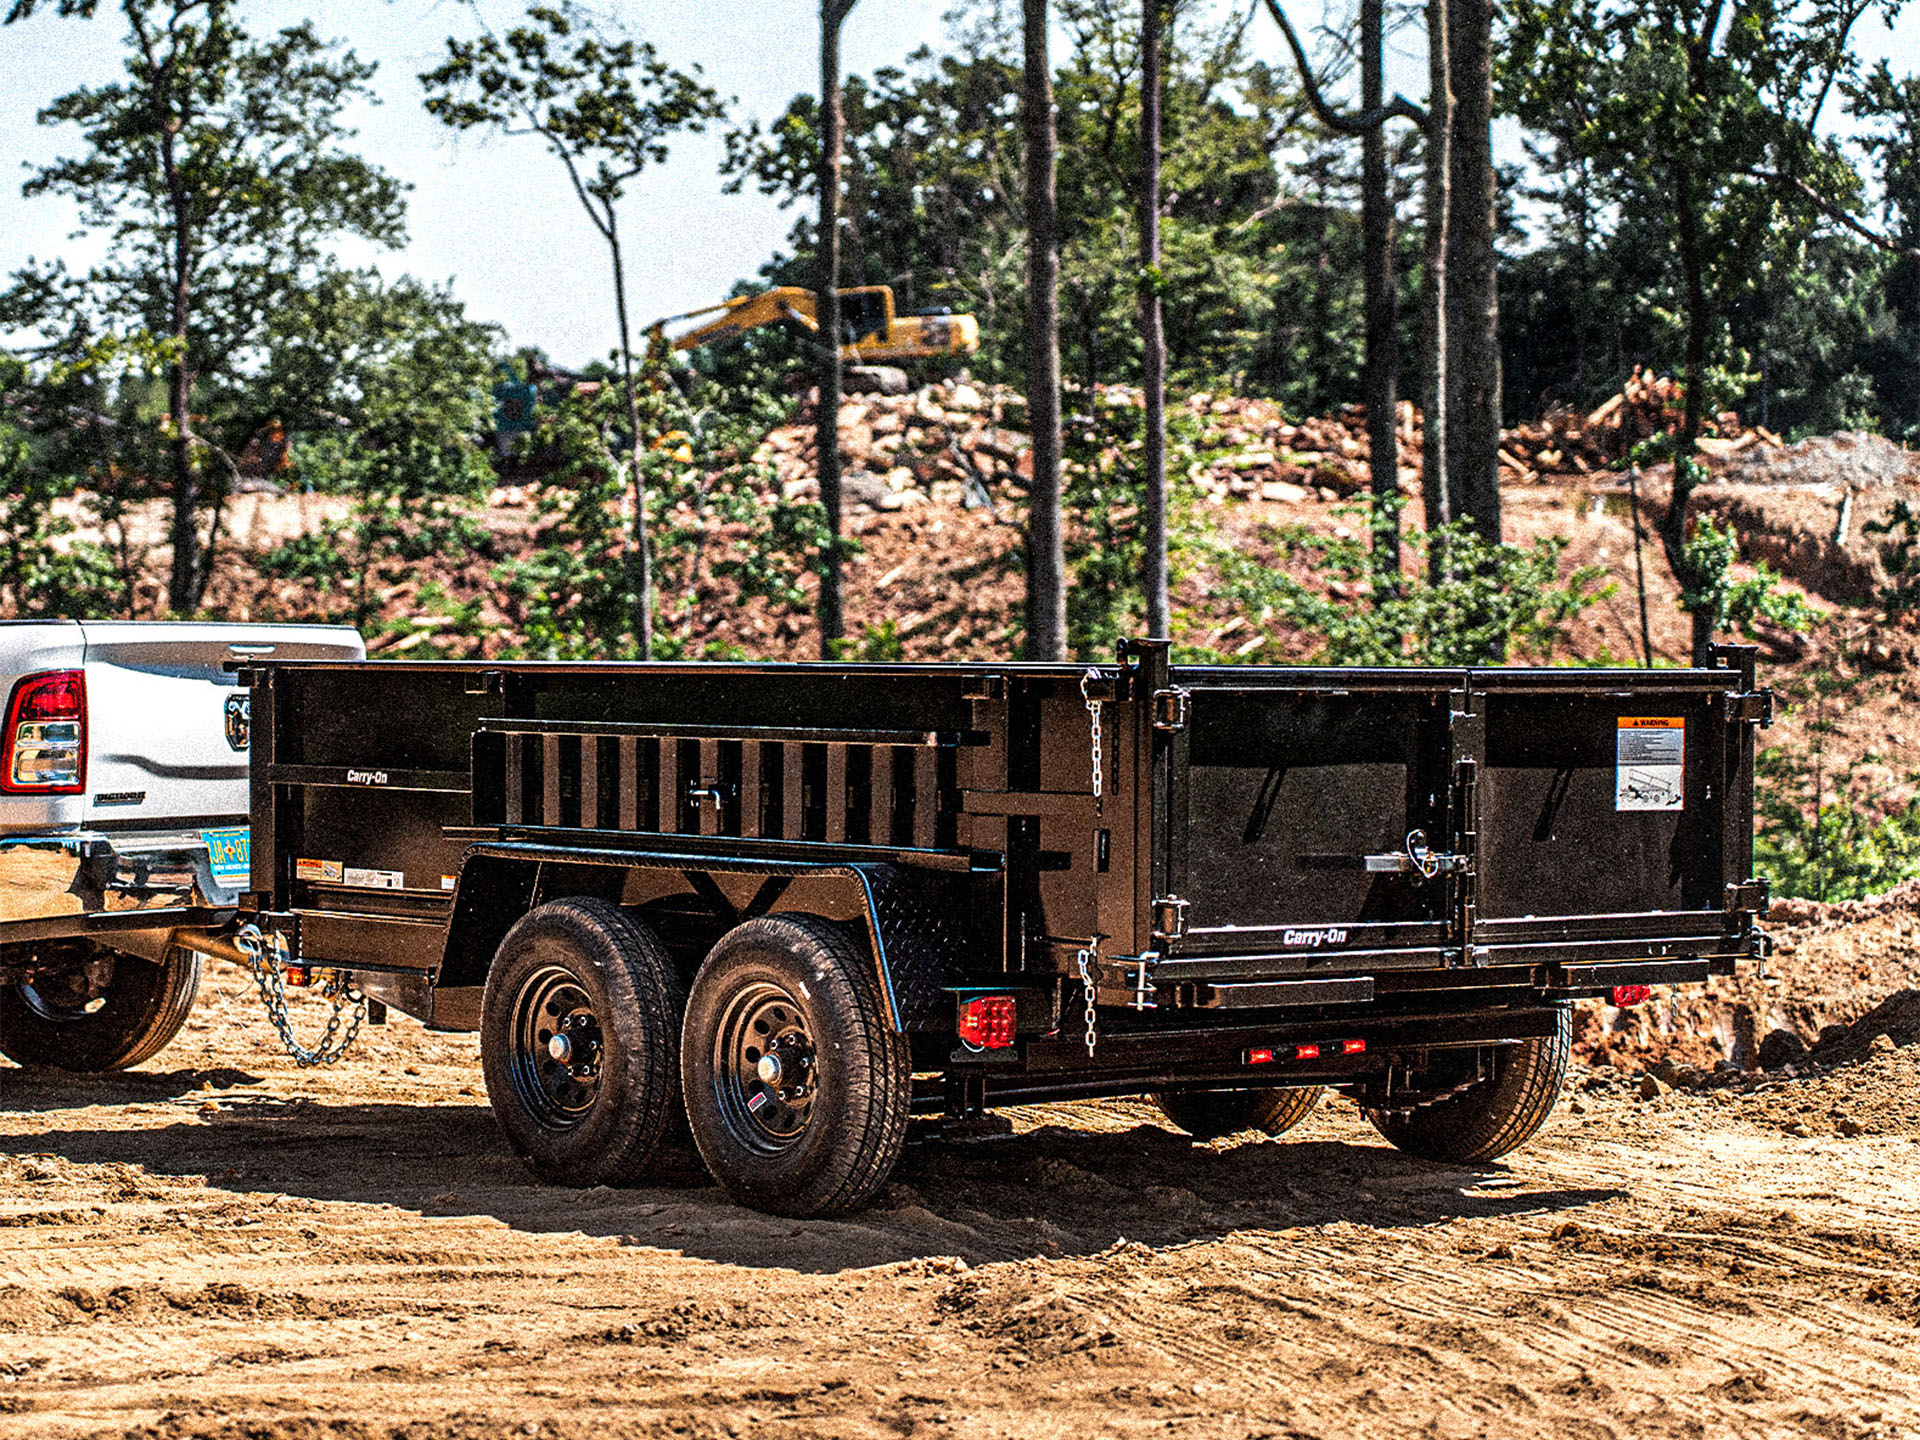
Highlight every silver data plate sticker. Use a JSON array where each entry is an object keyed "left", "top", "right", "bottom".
[
  {"left": 343, "top": 867, "right": 405, "bottom": 891},
  {"left": 1616, "top": 717, "right": 1684, "bottom": 811}
]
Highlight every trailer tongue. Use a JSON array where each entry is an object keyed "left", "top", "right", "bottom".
[{"left": 236, "top": 641, "right": 1769, "bottom": 1215}]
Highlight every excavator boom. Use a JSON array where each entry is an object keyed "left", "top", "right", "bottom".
[{"left": 646, "top": 285, "right": 978, "bottom": 364}]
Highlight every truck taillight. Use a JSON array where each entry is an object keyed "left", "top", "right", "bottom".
[
  {"left": 958, "top": 996, "right": 1016, "bottom": 1049},
  {"left": 1611, "top": 984, "right": 1651, "bottom": 1008},
  {"left": 1, "top": 670, "right": 86, "bottom": 794}
]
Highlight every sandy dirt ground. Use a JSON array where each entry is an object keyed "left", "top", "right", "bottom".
[{"left": 2, "top": 962, "right": 1917, "bottom": 1440}]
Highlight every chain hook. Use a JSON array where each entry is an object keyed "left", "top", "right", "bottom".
[
  {"left": 1074, "top": 938, "right": 1102, "bottom": 1057},
  {"left": 1080, "top": 668, "right": 1104, "bottom": 813},
  {"left": 234, "top": 923, "right": 367, "bottom": 1067}
]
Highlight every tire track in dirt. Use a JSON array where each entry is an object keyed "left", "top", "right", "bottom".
[{"left": 3, "top": 962, "right": 1918, "bottom": 1440}]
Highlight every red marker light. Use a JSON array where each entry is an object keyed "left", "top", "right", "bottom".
[
  {"left": 1246, "top": 1048, "right": 1275, "bottom": 1065},
  {"left": 1294, "top": 1043, "right": 1321, "bottom": 1060},
  {"left": 1342, "top": 1038, "right": 1367, "bottom": 1055},
  {"left": 1611, "top": 984, "right": 1651, "bottom": 1008},
  {"left": 957, "top": 996, "right": 1016, "bottom": 1048}
]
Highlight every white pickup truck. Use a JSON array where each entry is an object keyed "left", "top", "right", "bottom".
[{"left": 0, "top": 621, "right": 363, "bottom": 1073}]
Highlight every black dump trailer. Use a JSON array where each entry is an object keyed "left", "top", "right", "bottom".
[{"left": 238, "top": 640, "right": 1771, "bottom": 1215}]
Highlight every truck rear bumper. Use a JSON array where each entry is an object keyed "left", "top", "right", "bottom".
[{"left": 0, "top": 829, "right": 239, "bottom": 947}]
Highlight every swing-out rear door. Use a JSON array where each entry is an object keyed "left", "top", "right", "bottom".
[
  {"left": 1153, "top": 668, "right": 1471, "bottom": 1005},
  {"left": 1464, "top": 666, "right": 1759, "bottom": 982}
]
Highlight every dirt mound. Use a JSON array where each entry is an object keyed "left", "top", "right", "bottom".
[
  {"left": 1807, "top": 989, "right": 1920, "bottom": 1066},
  {"left": 1734, "top": 1034, "right": 1920, "bottom": 1137},
  {"left": 1770, "top": 877, "right": 1920, "bottom": 927},
  {"left": 1575, "top": 894, "right": 1920, "bottom": 1077},
  {"left": 1719, "top": 431, "right": 1920, "bottom": 490}
]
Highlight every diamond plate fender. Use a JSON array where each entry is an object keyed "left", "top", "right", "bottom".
[{"left": 837, "top": 862, "right": 972, "bottom": 1033}]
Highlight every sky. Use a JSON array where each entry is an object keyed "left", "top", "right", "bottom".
[{"left": 2, "top": 1, "right": 1917, "bottom": 370}]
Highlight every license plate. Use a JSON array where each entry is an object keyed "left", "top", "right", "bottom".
[{"left": 201, "top": 826, "right": 251, "bottom": 890}]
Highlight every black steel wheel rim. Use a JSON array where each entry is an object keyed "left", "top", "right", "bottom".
[
  {"left": 16, "top": 962, "right": 113, "bottom": 1023},
  {"left": 711, "top": 980, "right": 817, "bottom": 1156},
  {"left": 509, "top": 963, "right": 604, "bottom": 1130}
]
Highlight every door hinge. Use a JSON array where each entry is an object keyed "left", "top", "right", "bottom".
[
  {"left": 1151, "top": 895, "right": 1190, "bottom": 941},
  {"left": 1151, "top": 687, "right": 1192, "bottom": 731},
  {"left": 1719, "top": 690, "right": 1774, "bottom": 726}
]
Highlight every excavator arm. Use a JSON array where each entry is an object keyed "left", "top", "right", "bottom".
[
  {"left": 645, "top": 287, "right": 821, "bottom": 352},
  {"left": 646, "top": 285, "right": 979, "bottom": 364}
]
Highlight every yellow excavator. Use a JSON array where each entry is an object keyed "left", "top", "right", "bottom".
[{"left": 646, "top": 285, "right": 979, "bottom": 364}]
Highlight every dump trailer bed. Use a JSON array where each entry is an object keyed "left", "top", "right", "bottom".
[{"left": 238, "top": 641, "right": 1769, "bottom": 1214}]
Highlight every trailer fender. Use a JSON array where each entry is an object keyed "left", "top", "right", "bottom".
[{"left": 438, "top": 844, "right": 969, "bottom": 1033}]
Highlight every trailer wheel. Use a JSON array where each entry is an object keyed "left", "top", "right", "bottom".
[
  {"left": 480, "top": 898, "right": 684, "bottom": 1187},
  {"left": 681, "top": 916, "right": 909, "bottom": 1218},
  {"left": 1152, "top": 1086, "right": 1322, "bottom": 1140},
  {"left": 1365, "top": 1008, "right": 1572, "bottom": 1165},
  {"left": 0, "top": 943, "right": 201, "bottom": 1073}
]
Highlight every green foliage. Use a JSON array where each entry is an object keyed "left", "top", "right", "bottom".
[
  {"left": 421, "top": 3, "right": 725, "bottom": 216},
  {"left": 1677, "top": 513, "right": 1813, "bottom": 640},
  {"left": 1499, "top": 0, "right": 1910, "bottom": 441},
  {"left": 1054, "top": 384, "right": 1610, "bottom": 666},
  {"left": 252, "top": 271, "right": 500, "bottom": 631},
  {"left": 495, "top": 376, "right": 827, "bottom": 660},
  {"left": 1, "top": 0, "right": 411, "bottom": 610},
  {"left": 720, "top": 3, "right": 1339, "bottom": 405},
  {"left": 1755, "top": 659, "right": 1920, "bottom": 901},
  {"left": 1864, "top": 499, "right": 1920, "bottom": 618},
  {"left": 1756, "top": 751, "right": 1920, "bottom": 902},
  {"left": 855, "top": 620, "right": 905, "bottom": 662},
  {"left": 1205, "top": 511, "right": 1614, "bottom": 666},
  {"left": 0, "top": 359, "right": 123, "bottom": 617}
]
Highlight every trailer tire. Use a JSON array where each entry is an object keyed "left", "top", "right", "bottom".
[
  {"left": 480, "top": 898, "right": 684, "bottom": 1188},
  {"left": 681, "top": 916, "right": 909, "bottom": 1218},
  {"left": 1152, "top": 1086, "right": 1322, "bottom": 1140},
  {"left": 1365, "top": 1008, "right": 1572, "bottom": 1165},
  {"left": 0, "top": 943, "right": 201, "bottom": 1073}
]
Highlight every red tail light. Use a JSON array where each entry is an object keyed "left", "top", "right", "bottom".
[
  {"left": 958, "top": 996, "right": 1016, "bottom": 1048},
  {"left": 1341, "top": 1038, "right": 1367, "bottom": 1055},
  {"left": 1246, "top": 1047, "right": 1276, "bottom": 1065},
  {"left": 1, "top": 670, "right": 86, "bottom": 794},
  {"left": 1611, "top": 984, "right": 1651, "bottom": 1008},
  {"left": 1294, "top": 1043, "right": 1321, "bottom": 1060}
]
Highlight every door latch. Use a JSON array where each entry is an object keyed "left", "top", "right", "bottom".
[{"left": 1151, "top": 687, "right": 1191, "bottom": 731}]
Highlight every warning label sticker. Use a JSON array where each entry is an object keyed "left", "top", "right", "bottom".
[
  {"left": 1616, "top": 717, "right": 1684, "bottom": 811},
  {"left": 343, "top": 867, "right": 405, "bottom": 891},
  {"left": 295, "top": 857, "right": 344, "bottom": 883}
]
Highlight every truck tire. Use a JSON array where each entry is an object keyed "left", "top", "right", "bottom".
[
  {"left": 1365, "top": 1008, "right": 1572, "bottom": 1165},
  {"left": 480, "top": 898, "right": 684, "bottom": 1187},
  {"left": 1153, "top": 1086, "right": 1322, "bottom": 1140},
  {"left": 681, "top": 915, "right": 910, "bottom": 1218},
  {"left": 0, "top": 943, "right": 201, "bottom": 1073}
]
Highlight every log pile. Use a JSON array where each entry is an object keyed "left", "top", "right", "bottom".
[
  {"left": 693, "top": 367, "right": 1793, "bottom": 518},
  {"left": 1497, "top": 366, "right": 1785, "bottom": 482}
]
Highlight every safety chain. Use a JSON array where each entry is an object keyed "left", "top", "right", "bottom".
[
  {"left": 1080, "top": 669, "right": 1103, "bottom": 812},
  {"left": 1074, "top": 939, "right": 1102, "bottom": 1057},
  {"left": 234, "top": 924, "right": 367, "bottom": 1067}
]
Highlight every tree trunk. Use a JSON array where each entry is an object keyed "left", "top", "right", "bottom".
[
  {"left": 1139, "top": 0, "right": 1170, "bottom": 639},
  {"left": 816, "top": 0, "right": 855, "bottom": 658},
  {"left": 608, "top": 217, "right": 653, "bottom": 660},
  {"left": 1360, "top": 0, "right": 1401, "bottom": 589},
  {"left": 1671, "top": 165, "right": 1713, "bottom": 666},
  {"left": 1445, "top": 0, "right": 1500, "bottom": 547},
  {"left": 1022, "top": 0, "right": 1068, "bottom": 660},
  {"left": 1420, "top": 0, "right": 1453, "bottom": 563},
  {"left": 160, "top": 86, "right": 199, "bottom": 615}
]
